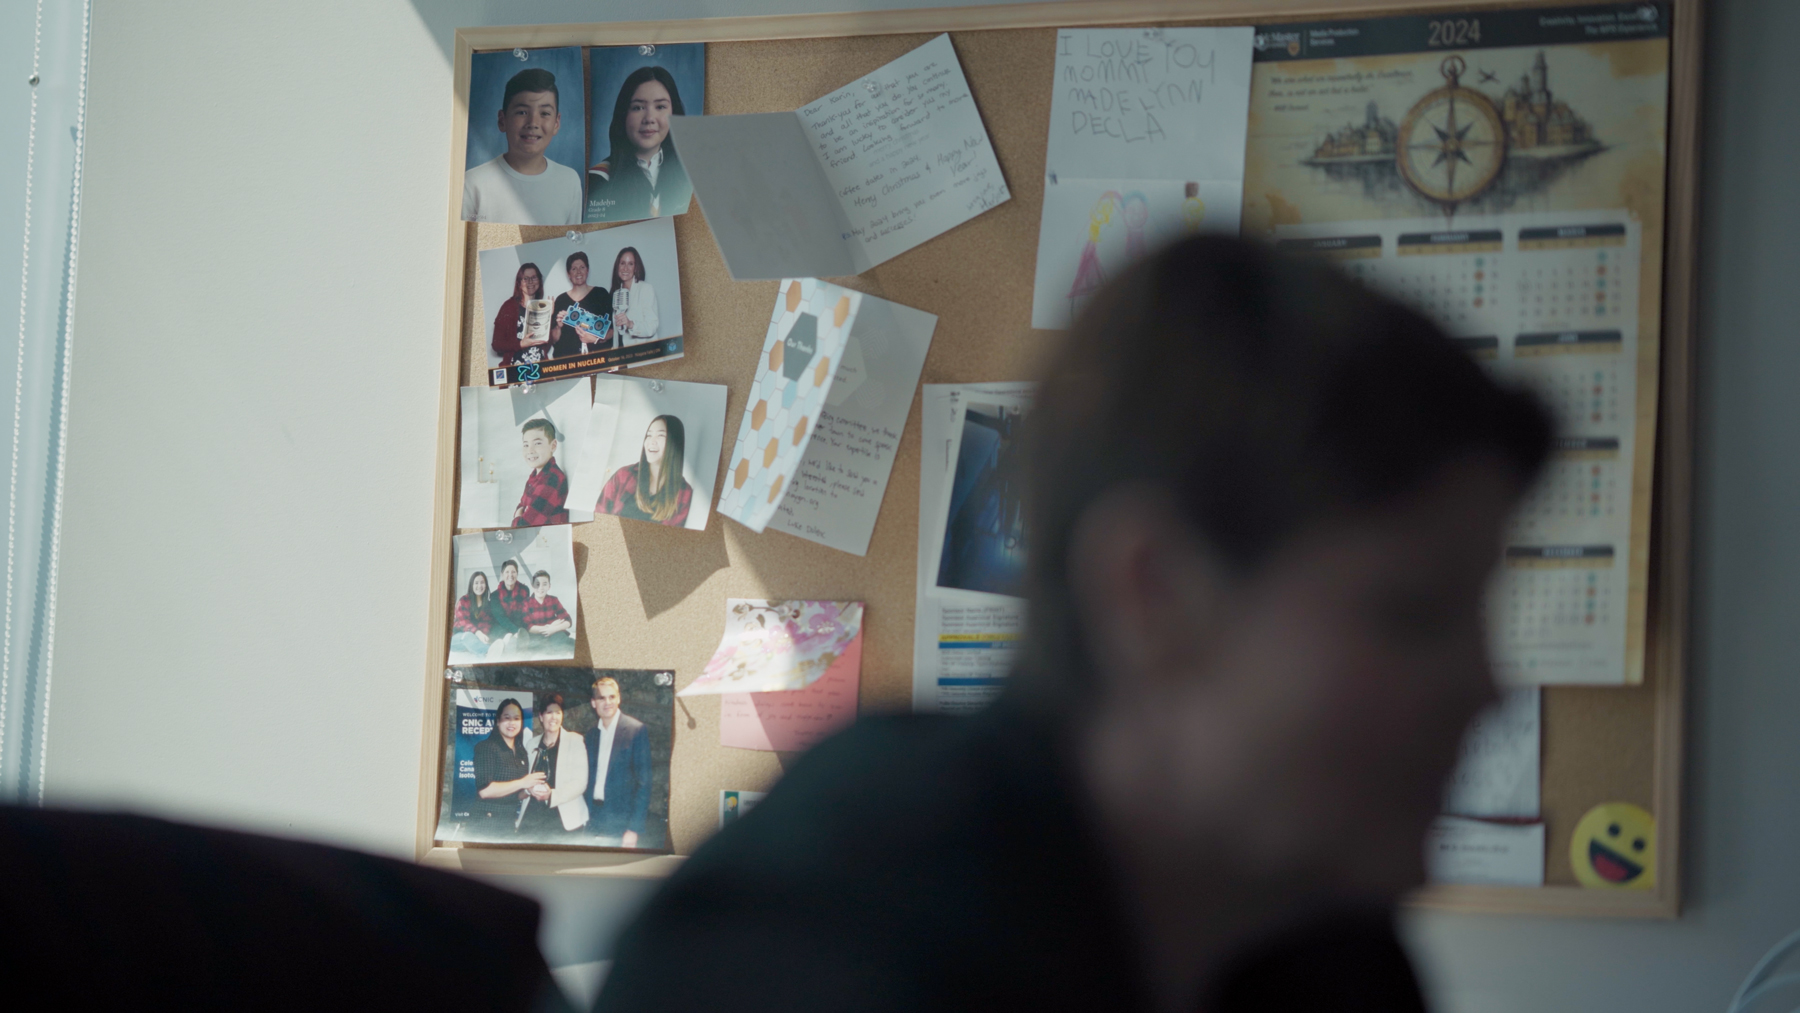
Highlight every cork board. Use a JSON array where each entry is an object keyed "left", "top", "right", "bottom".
[{"left": 418, "top": 0, "right": 1702, "bottom": 920}]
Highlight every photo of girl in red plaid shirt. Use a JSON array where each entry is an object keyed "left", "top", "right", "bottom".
[
  {"left": 596, "top": 414, "right": 691, "bottom": 527},
  {"left": 450, "top": 571, "right": 507, "bottom": 660}
]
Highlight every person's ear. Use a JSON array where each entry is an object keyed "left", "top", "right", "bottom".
[
  {"left": 1067, "top": 485, "right": 1229, "bottom": 700},
  {"left": 497, "top": 108, "right": 508, "bottom": 134}
]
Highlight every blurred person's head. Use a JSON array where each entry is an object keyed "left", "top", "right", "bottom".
[{"left": 1015, "top": 235, "right": 1551, "bottom": 903}]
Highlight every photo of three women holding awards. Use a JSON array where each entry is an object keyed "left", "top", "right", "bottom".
[{"left": 481, "top": 216, "right": 683, "bottom": 379}]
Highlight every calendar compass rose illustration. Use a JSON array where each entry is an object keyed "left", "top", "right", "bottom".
[{"left": 1396, "top": 55, "right": 1507, "bottom": 218}]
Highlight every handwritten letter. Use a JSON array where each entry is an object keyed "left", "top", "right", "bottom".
[
  {"left": 721, "top": 633, "right": 862, "bottom": 753},
  {"left": 1045, "top": 27, "right": 1254, "bottom": 181},
  {"left": 797, "top": 33, "right": 1010, "bottom": 271},
  {"left": 773, "top": 294, "right": 937, "bottom": 555},
  {"left": 1443, "top": 687, "right": 1541, "bottom": 819},
  {"left": 671, "top": 34, "right": 1009, "bottom": 279},
  {"left": 1031, "top": 27, "right": 1254, "bottom": 329}
]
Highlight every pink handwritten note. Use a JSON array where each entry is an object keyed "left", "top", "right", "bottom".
[{"left": 720, "top": 632, "right": 861, "bottom": 752}]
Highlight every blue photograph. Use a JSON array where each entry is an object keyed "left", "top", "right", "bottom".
[
  {"left": 936, "top": 403, "right": 1030, "bottom": 597},
  {"left": 585, "top": 43, "right": 706, "bottom": 224},
  {"left": 462, "top": 46, "right": 587, "bottom": 226}
]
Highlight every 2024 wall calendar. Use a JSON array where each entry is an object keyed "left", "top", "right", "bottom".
[{"left": 1245, "top": 3, "right": 1670, "bottom": 685}]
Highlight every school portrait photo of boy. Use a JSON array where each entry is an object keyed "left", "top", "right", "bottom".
[{"left": 462, "top": 48, "right": 586, "bottom": 226}]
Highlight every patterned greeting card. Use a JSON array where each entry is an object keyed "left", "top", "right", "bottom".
[{"left": 717, "top": 279, "right": 861, "bottom": 532}]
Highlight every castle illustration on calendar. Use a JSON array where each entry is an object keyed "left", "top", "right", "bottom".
[
  {"left": 1243, "top": 19, "right": 1669, "bottom": 235},
  {"left": 1303, "top": 50, "right": 1604, "bottom": 220}
]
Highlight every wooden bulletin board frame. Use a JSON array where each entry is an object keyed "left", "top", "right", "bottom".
[{"left": 416, "top": 0, "right": 1702, "bottom": 919}]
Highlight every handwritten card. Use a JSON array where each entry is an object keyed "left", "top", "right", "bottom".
[
  {"left": 1031, "top": 27, "right": 1253, "bottom": 328},
  {"left": 718, "top": 281, "right": 862, "bottom": 533},
  {"left": 1044, "top": 27, "right": 1255, "bottom": 181},
  {"left": 772, "top": 292, "right": 937, "bottom": 555},
  {"left": 1443, "top": 687, "right": 1540, "bottom": 819},
  {"left": 682, "top": 599, "right": 864, "bottom": 696},
  {"left": 671, "top": 33, "right": 1010, "bottom": 279},
  {"left": 721, "top": 631, "right": 861, "bottom": 753}
]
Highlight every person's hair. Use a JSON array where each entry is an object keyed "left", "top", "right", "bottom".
[
  {"left": 565, "top": 250, "right": 589, "bottom": 274},
  {"left": 606, "top": 66, "right": 685, "bottom": 167},
  {"left": 513, "top": 263, "right": 543, "bottom": 303},
  {"left": 591, "top": 676, "right": 621, "bottom": 698},
  {"left": 634, "top": 415, "right": 686, "bottom": 522},
  {"left": 502, "top": 68, "right": 559, "bottom": 113},
  {"left": 612, "top": 247, "right": 647, "bottom": 285},
  {"left": 1016, "top": 235, "right": 1552, "bottom": 715},
  {"left": 501, "top": 559, "right": 520, "bottom": 575},
  {"left": 532, "top": 570, "right": 552, "bottom": 585},
  {"left": 465, "top": 571, "right": 489, "bottom": 599},
  {"left": 521, "top": 417, "right": 557, "bottom": 444},
  {"left": 540, "top": 692, "right": 565, "bottom": 713}
]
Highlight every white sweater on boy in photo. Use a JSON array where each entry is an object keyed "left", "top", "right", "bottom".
[{"left": 462, "top": 156, "right": 583, "bottom": 226}]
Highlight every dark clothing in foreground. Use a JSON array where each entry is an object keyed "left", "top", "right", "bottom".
[
  {"left": 597, "top": 696, "right": 1427, "bottom": 1012},
  {"left": 0, "top": 807, "right": 553, "bottom": 1011}
]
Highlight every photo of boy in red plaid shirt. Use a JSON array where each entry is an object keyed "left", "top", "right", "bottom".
[
  {"left": 513, "top": 418, "right": 569, "bottom": 527},
  {"left": 518, "top": 569, "right": 576, "bottom": 657}
]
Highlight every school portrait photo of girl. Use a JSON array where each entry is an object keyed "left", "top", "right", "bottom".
[{"left": 585, "top": 44, "right": 705, "bottom": 224}]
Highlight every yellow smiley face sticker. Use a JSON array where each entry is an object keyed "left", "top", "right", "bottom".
[{"left": 1570, "top": 802, "right": 1655, "bottom": 890}]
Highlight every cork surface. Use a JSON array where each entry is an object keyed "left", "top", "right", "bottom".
[{"left": 447, "top": 26, "right": 1669, "bottom": 887}]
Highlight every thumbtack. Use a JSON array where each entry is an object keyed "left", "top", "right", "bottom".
[
  {"left": 513, "top": 48, "right": 528, "bottom": 60},
  {"left": 566, "top": 229, "right": 582, "bottom": 243},
  {"left": 649, "top": 379, "right": 666, "bottom": 393},
  {"left": 638, "top": 44, "right": 657, "bottom": 56}
]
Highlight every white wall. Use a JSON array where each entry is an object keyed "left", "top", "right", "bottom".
[
  {"left": 46, "top": 0, "right": 451, "bottom": 853},
  {"left": 40, "top": 0, "right": 1799, "bottom": 1002}
]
